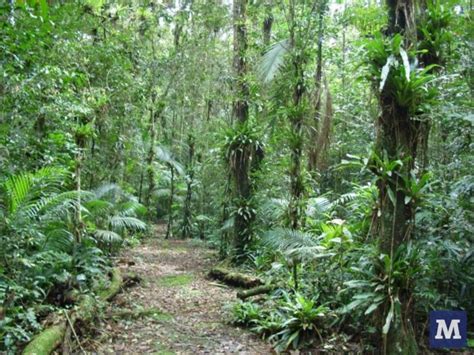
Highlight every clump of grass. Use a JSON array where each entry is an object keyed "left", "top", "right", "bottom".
[
  {"left": 153, "top": 342, "right": 175, "bottom": 355},
  {"left": 157, "top": 274, "right": 194, "bottom": 287}
]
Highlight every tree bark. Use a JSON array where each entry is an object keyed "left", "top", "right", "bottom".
[
  {"left": 165, "top": 165, "right": 174, "bottom": 239},
  {"left": 287, "top": 4, "right": 306, "bottom": 230},
  {"left": 374, "top": 1, "right": 419, "bottom": 353},
  {"left": 308, "top": 2, "right": 325, "bottom": 175},
  {"left": 262, "top": 1, "right": 273, "bottom": 48},
  {"left": 181, "top": 134, "right": 195, "bottom": 239},
  {"left": 230, "top": 0, "right": 252, "bottom": 262}
]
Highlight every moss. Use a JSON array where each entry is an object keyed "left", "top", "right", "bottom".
[
  {"left": 153, "top": 342, "right": 175, "bottom": 355},
  {"left": 22, "top": 268, "right": 123, "bottom": 355},
  {"left": 134, "top": 306, "right": 173, "bottom": 322},
  {"left": 157, "top": 274, "right": 193, "bottom": 287},
  {"left": 22, "top": 323, "right": 66, "bottom": 355},
  {"left": 97, "top": 268, "right": 123, "bottom": 301},
  {"left": 208, "top": 267, "right": 262, "bottom": 288}
]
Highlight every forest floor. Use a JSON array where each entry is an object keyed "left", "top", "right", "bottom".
[{"left": 82, "top": 225, "right": 273, "bottom": 354}]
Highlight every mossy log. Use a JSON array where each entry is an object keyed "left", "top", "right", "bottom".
[
  {"left": 97, "top": 267, "right": 123, "bottom": 301},
  {"left": 22, "top": 268, "right": 122, "bottom": 355},
  {"left": 22, "top": 323, "right": 66, "bottom": 355},
  {"left": 236, "top": 284, "right": 276, "bottom": 300},
  {"left": 208, "top": 267, "right": 263, "bottom": 288}
]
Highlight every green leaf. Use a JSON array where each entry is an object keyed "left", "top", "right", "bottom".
[
  {"left": 257, "top": 39, "right": 290, "bottom": 83},
  {"left": 399, "top": 47, "right": 410, "bottom": 82},
  {"left": 382, "top": 301, "right": 394, "bottom": 335},
  {"left": 365, "top": 302, "right": 381, "bottom": 315},
  {"left": 387, "top": 187, "right": 396, "bottom": 206}
]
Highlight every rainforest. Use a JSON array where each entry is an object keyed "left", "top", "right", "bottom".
[{"left": 0, "top": 0, "right": 472, "bottom": 353}]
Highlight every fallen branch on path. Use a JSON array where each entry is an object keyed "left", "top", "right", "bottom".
[
  {"left": 236, "top": 284, "right": 276, "bottom": 300},
  {"left": 208, "top": 267, "right": 263, "bottom": 288}
]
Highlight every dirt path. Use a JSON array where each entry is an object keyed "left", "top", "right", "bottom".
[{"left": 84, "top": 230, "right": 273, "bottom": 354}]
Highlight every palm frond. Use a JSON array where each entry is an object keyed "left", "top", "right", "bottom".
[
  {"left": 260, "top": 198, "right": 288, "bottom": 220},
  {"left": 43, "top": 228, "right": 74, "bottom": 252},
  {"left": 156, "top": 146, "right": 184, "bottom": 175},
  {"left": 117, "top": 201, "right": 147, "bottom": 217},
  {"left": 333, "top": 192, "right": 358, "bottom": 206},
  {"left": 257, "top": 39, "right": 290, "bottom": 83},
  {"left": 94, "top": 229, "right": 123, "bottom": 245},
  {"left": 83, "top": 199, "right": 114, "bottom": 216},
  {"left": 4, "top": 172, "right": 34, "bottom": 214},
  {"left": 34, "top": 191, "right": 92, "bottom": 220},
  {"left": 306, "top": 197, "right": 332, "bottom": 217},
  {"left": 263, "top": 228, "right": 318, "bottom": 251},
  {"left": 109, "top": 216, "right": 147, "bottom": 231},
  {"left": 262, "top": 228, "right": 329, "bottom": 262},
  {"left": 4, "top": 168, "right": 68, "bottom": 216},
  {"left": 93, "top": 183, "right": 136, "bottom": 202}
]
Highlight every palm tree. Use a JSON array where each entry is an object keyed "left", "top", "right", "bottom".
[{"left": 155, "top": 145, "right": 184, "bottom": 239}]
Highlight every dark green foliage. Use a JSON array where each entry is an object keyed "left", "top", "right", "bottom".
[
  {"left": 0, "top": 0, "right": 472, "bottom": 353},
  {"left": 0, "top": 168, "right": 146, "bottom": 351},
  {"left": 231, "top": 290, "right": 330, "bottom": 351}
]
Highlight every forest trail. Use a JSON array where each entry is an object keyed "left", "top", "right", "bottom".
[{"left": 84, "top": 226, "right": 272, "bottom": 354}]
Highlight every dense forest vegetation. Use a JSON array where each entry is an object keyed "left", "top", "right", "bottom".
[{"left": 0, "top": 0, "right": 472, "bottom": 353}]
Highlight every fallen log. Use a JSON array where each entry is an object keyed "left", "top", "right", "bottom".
[
  {"left": 237, "top": 284, "right": 276, "bottom": 300},
  {"left": 22, "top": 323, "right": 66, "bottom": 355},
  {"left": 22, "top": 267, "right": 123, "bottom": 355},
  {"left": 208, "top": 267, "right": 263, "bottom": 288}
]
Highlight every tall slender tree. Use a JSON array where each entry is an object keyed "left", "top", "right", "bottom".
[{"left": 229, "top": 0, "right": 253, "bottom": 262}]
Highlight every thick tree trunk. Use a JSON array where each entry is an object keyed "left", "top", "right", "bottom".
[
  {"left": 374, "top": 1, "right": 419, "bottom": 353},
  {"left": 230, "top": 0, "right": 253, "bottom": 262}
]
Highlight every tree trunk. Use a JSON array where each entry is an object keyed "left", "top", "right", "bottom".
[
  {"left": 262, "top": 1, "right": 273, "bottom": 48},
  {"left": 74, "top": 148, "right": 82, "bottom": 244},
  {"left": 144, "top": 105, "right": 157, "bottom": 214},
  {"left": 287, "top": 6, "right": 306, "bottom": 230},
  {"left": 374, "top": 1, "right": 418, "bottom": 353},
  {"left": 181, "top": 134, "right": 195, "bottom": 239},
  {"left": 308, "top": 2, "right": 325, "bottom": 176},
  {"left": 165, "top": 166, "right": 174, "bottom": 239},
  {"left": 230, "top": 0, "right": 252, "bottom": 263},
  {"left": 74, "top": 127, "right": 87, "bottom": 244}
]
